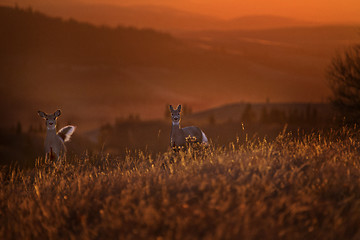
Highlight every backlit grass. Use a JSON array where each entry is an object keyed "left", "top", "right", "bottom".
[{"left": 1, "top": 126, "right": 360, "bottom": 239}]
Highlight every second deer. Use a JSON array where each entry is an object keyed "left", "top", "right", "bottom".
[{"left": 169, "top": 105, "right": 209, "bottom": 149}]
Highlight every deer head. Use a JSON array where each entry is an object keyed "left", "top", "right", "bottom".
[
  {"left": 169, "top": 105, "right": 181, "bottom": 124},
  {"left": 38, "top": 109, "right": 61, "bottom": 130}
]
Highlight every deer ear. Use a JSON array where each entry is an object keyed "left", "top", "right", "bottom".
[
  {"left": 177, "top": 105, "right": 182, "bottom": 112},
  {"left": 38, "top": 111, "right": 47, "bottom": 118},
  {"left": 169, "top": 105, "right": 174, "bottom": 111},
  {"left": 54, "top": 109, "right": 61, "bottom": 117}
]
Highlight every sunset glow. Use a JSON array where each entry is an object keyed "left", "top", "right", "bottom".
[
  {"left": 74, "top": 0, "right": 360, "bottom": 22},
  {"left": 1, "top": 0, "right": 360, "bottom": 125},
  {"left": 4, "top": 0, "right": 360, "bottom": 23},
  {"left": 128, "top": 0, "right": 360, "bottom": 22}
]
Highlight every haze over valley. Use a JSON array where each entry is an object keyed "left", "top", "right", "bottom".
[{"left": 1, "top": 2, "right": 360, "bottom": 130}]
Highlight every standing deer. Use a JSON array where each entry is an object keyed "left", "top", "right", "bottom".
[
  {"left": 38, "top": 109, "right": 76, "bottom": 160},
  {"left": 169, "top": 105, "right": 208, "bottom": 149}
]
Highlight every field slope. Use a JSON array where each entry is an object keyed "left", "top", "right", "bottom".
[{"left": 1, "top": 127, "right": 360, "bottom": 239}]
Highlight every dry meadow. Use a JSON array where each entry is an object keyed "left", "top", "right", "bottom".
[{"left": 1, "top": 126, "right": 360, "bottom": 239}]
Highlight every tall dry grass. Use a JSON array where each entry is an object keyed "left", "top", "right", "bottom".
[{"left": 1, "top": 126, "right": 360, "bottom": 239}]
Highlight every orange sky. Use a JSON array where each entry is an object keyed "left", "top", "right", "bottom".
[
  {"left": 80, "top": 0, "right": 360, "bottom": 22},
  {"left": 4, "top": 0, "right": 360, "bottom": 23}
]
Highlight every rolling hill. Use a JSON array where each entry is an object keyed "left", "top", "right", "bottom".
[
  {"left": 2, "top": 2, "right": 316, "bottom": 32},
  {"left": 1, "top": 6, "right": 359, "bottom": 131},
  {"left": 185, "top": 102, "right": 334, "bottom": 124}
]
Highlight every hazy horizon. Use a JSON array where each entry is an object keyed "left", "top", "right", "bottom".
[
  {"left": 2, "top": 0, "right": 360, "bottom": 24},
  {"left": 1, "top": 3, "right": 359, "bottom": 130}
]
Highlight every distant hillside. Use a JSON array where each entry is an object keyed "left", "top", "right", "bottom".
[
  {"left": 84, "top": 102, "right": 337, "bottom": 155},
  {"left": 0, "top": 6, "right": 233, "bottom": 129},
  {"left": 224, "top": 15, "right": 315, "bottom": 30},
  {"left": 2, "top": 3, "right": 316, "bottom": 32},
  {"left": 185, "top": 25, "right": 360, "bottom": 46},
  {"left": 0, "top": 6, "right": 358, "bottom": 131},
  {"left": 185, "top": 102, "right": 335, "bottom": 125},
  {"left": 0, "top": 6, "right": 178, "bottom": 65}
]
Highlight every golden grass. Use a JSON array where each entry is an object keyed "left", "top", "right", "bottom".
[{"left": 1, "top": 126, "right": 360, "bottom": 240}]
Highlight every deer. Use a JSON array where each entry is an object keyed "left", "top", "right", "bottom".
[
  {"left": 169, "top": 105, "right": 209, "bottom": 150},
  {"left": 38, "top": 109, "right": 76, "bottom": 160}
]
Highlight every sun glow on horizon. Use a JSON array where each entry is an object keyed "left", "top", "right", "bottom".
[{"left": 3, "top": 0, "right": 360, "bottom": 23}]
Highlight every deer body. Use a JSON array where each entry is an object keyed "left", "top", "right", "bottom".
[
  {"left": 169, "top": 105, "right": 208, "bottom": 148},
  {"left": 38, "top": 110, "right": 76, "bottom": 160},
  {"left": 44, "top": 127, "right": 66, "bottom": 159}
]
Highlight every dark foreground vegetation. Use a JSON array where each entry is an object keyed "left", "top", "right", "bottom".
[{"left": 1, "top": 126, "right": 360, "bottom": 239}]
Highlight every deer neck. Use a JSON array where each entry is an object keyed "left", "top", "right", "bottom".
[
  {"left": 172, "top": 121, "right": 181, "bottom": 131},
  {"left": 171, "top": 119, "right": 192, "bottom": 147},
  {"left": 171, "top": 121, "right": 184, "bottom": 138},
  {"left": 46, "top": 127, "right": 57, "bottom": 138},
  {"left": 171, "top": 121, "right": 184, "bottom": 145}
]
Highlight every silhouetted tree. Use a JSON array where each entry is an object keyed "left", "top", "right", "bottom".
[
  {"left": 260, "top": 106, "right": 268, "bottom": 123},
  {"left": 312, "top": 108, "right": 318, "bottom": 123},
  {"left": 182, "top": 104, "right": 193, "bottom": 116},
  {"left": 327, "top": 44, "right": 360, "bottom": 123},
  {"left": 38, "top": 123, "right": 44, "bottom": 132},
  {"left": 288, "top": 108, "right": 299, "bottom": 124},
  {"left": 268, "top": 108, "right": 286, "bottom": 124},
  {"left": 16, "top": 122, "right": 22, "bottom": 135},
  {"left": 128, "top": 114, "right": 140, "bottom": 122},
  {"left": 28, "top": 124, "right": 34, "bottom": 133},
  {"left": 208, "top": 114, "right": 216, "bottom": 125},
  {"left": 305, "top": 104, "right": 312, "bottom": 122},
  {"left": 241, "top": 104, "right": 256, "bottom": 123},
  {"left": 98, "top": 123, "right": 113, "bottom": 148},
  {"left": 165, "top": 104, "right": 171, "bottom": 119}
]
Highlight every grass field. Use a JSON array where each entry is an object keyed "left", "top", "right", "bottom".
[{"left": 1, "top": 126, "right": 360, "bottom": 239}]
